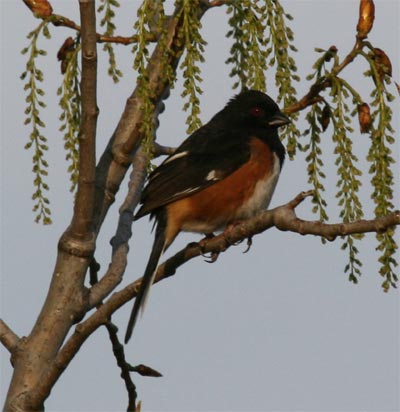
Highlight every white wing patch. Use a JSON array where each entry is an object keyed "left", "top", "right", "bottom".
[
  {"left": 163, "top": 150, "right": 189, "bottom": 164},
  {"left": 206, "top": 169, "right": 222, "bottom": 181},
  {"left": 177, "top": 186, "right": 199, "bottom": 196}
]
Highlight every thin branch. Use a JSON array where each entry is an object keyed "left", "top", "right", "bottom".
[
  {"left": 105, "top": 322, "right": 137, "bottom": 411},
  {"left": 15, "top": 7, "right": 207, "bottom": 406},
  {"left": 147, "top": 194, "right": 400, "bottom": 279},
  {"left": 153, "top": 142, "right": 176, "bottom": 157},
  {"left": 331, "top": 39, "right": 363, "bottom": 75},
  {"left": 113, "top": 193, "right": 400, "bottom": 293},
  {"left": 285, "top": 80, "right": 328, "bottom": 114},
  {"left": 20, "top": 1, "right": 158, "bottom": 45},
  {"left": 92, "top": 4, "right": 207, "bottom": 235},
  {"left": 50, "top": 14, "right": 158, "bottom": 44},
  {"left": 285, "top": 36, "right": 365, "bottom": 114},
  {"left": 88, "top": 254, "right": 137, "bottom": 410},
  {"left": 112, "top": 148, "right": 149, "bottom": 253},
  {"left": 40, "top": 192, "right": 399, "bottom": 385},
  {"left": 128, "top": 364, "right": 162, "bottom": 378},
  {"left": 89, "top": 148, "right": 149, "bottom": 308},
  {"left": 10, "top": 5, "right": 99, "bottom": 408},
  {"left": 65, "top": 0, "right": 98, "bottom": 242},
  {"left": 0, "top": 319, "right": 19, "bottom": 354},
  {"left": 8, "top": 6, "right": 98, "bottom": 407}
]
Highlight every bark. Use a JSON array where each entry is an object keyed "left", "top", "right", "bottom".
[{"left": 3, "top": 3, "right": 208, "bottom": 411}]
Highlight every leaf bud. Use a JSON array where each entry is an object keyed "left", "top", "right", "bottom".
[
  {"left": 23, "top": 0, "right": 53, "bottom": 18},
  {"left": 358, "top": 103, "right": 371, "bottom": 133},
  {"left": 319, "top": 104, "right": 331, "bottom": 132},
  {"left": 356, "top": 0, "right": 375, "bottom": 40},
  {"left": 57, "top": 37, "right": 75, "bottom": 74},
  {"left": 371, "top": 48, "right": 392, "bottom": 80}
]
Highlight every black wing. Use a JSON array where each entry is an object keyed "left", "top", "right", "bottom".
[{"left": 135, "top": 126, "right": 251, "bottom": 219}]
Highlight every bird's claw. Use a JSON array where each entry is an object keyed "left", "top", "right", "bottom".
[
  {"left": 226, "top": 238, "right": 243, "bottom": 247},
  {"left": 197, "top": 233, "right": 220, "bottom": 263},
  {"left": 196, "top": 231, "right": 251, "bottom": 263},
  {"left": 204, "top": 251, "right": 220, "bottom": 263},
  {"left": 242, "top": 237, "right": 253, "bottom": 253}
]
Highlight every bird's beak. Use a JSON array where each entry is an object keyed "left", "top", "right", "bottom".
[{"left": 268, "top": 112, "right": 291, "bottom": 127}]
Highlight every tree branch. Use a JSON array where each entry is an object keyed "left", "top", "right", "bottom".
[
  {"left": 37, "top": 192, "right": 399, "bottom": 387},
  {"left": 21, "top": 0, "right": 158, "bottom": 45},
  {"left": 285, "top": 79, "right": 329, "bottom": 114},
  {"left": 122, "top": 195, "right": 399, "bottom": 291},
  {"left": 146, "top": 192, "right": 400, "bottom": 279},
  {"left": 0, "top": 319, "right": 19, "bottom": 354},
  {"left": 285, "top": 36, "right": 365, "bottom": 114},
  {"left": 89, "top": 148, "right": 149, "bottom": 308},
  {"left": 105, "top": 322, "right": 137, "bottom": 411},
  {"left": 50, "top": 14, "right": 158, "bottom": 44},
  {"left": 111, "top": 148, "right": 148, "bottom": 253},
  {"left": 92, "top": 4, "right": 207, "bottom": 236},
  {"left": 88, "top": 257, "right": 138, "bottom": 410},
  {"left": 4, "top": 3, "right": 99, "bottom": 410},
  {"left": 64, "top": 0, "right": 98, "bottom": 242},
  {"left": 5, "top": 5, "right": 210, "bottom": 409},
  {"left": 153, "top": 142, "right": 177, "bottom": 157}
]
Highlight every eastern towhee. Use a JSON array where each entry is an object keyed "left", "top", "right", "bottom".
[{"left": 125, "top": 90, "right": 290, "bottom": 343}]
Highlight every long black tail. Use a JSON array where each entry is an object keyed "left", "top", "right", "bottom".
[{"left": 125, "top": 215, "right": 167, "bottom": 343}]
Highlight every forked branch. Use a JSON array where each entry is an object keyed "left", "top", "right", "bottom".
[
  {"left": 30, "top": 191, "right": 398, "bottom": 392},
  {"left": 0, "top": 320, "right": 19, "bottom": 354}
]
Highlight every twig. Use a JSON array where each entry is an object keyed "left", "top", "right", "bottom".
[
  {"left": 128, "top": 364, "right": 163, "bottom": 378},
  {"left": 58, "top": 0, "right": 98, "bottom": 260},
  {"left": 0, "top": 319, "right": 19, "bottom": 354},
  {"left": 89, "top": 148, "right": 149, "bottom": 308},
  {"left": 153, "top": 142, "right": 176, "bottom": 157},
  {"left": 285, "top": 36, "right": 365, "bottom": 114},
  {"left": 148, "top": 195, "right": 400, "bottom": 281},
  {"left": 66, "top": 0, "right": 98, "bottom": 240},
  {"left": 22, "top": 8, "right": 157, "bottom": 44},
  {"left": 89, "top": 248, "right": 138, "bottom": 409},
  {"left": 45, "top": 192, "right": 399, "bottom": 381},
  {"left": 92, "top": 4, "right": 207, "bottom": 234},
  {"left": 285, "top": 80, "right": 328, "bottom": 114},
  {"left": 112, "top": 148, "right": 149, "bottom": 252},
  {"left": 105, "top": 322, "right": 137, "bottom": 412}
]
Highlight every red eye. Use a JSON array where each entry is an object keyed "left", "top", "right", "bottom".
[{"left": 250, "top": 107, "right": 264, "bottom": 117}]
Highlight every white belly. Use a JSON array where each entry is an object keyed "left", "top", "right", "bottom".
[{"left": 234, "top": 152, "right": 281, "bottom": 220}]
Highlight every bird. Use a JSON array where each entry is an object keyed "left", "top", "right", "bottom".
[{"left": 125, "top": 90, "right": 290, "bottom": 343}]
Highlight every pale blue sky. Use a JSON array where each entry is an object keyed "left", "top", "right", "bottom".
[{"left": 1, "top": 1, "right": 399, "bottom": 411}]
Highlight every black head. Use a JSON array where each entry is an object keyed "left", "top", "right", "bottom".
[{"left": 213, "top": 90, "right": 290, "bottom": 130}]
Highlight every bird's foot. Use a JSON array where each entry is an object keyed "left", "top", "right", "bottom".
[
  {"left": 243, "top": 236, "right": 253, "bottom": 254},
  {"left": 198, "top": 233, "right": 220, "bottom": 263},
  {"left": 204, "top": 251, "right": 220, "bottom": 263},
  {"left": 223, "top": 222, "right": 253, "bottom": 253}
]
